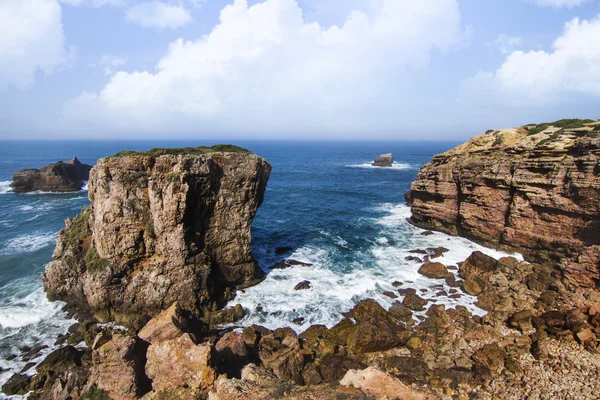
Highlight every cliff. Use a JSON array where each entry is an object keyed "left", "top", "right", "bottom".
[
  {"left": 11, "top": 156, "right": 92, "bottom": 193},
  {"left": 406, "top": 119, "right": 600, "bottom": 288},
  {"left": 42, "top": 145, "right": 271, "bottom": 327}
]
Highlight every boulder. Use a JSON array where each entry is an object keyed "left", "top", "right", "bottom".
[
  {"left": 403, "top": 293, "right": 428, "bottom": 311},
  {"left": 89, "top": 333, "right": 149, "bottom": 400},
  {"left": 340, "top": 367, "right": 428, "bottom": 400},
  {"left": 11, "top": 156, "right": 92, "bottom": 193},
  {"left": 215, "top": 332, "right": 249, "bottom": 378},
  {"left": 294, "top": 281, "right": 311, "bottom": 290},
  {"left": 138, "top": 302, "right": 190, "bottom": 344},
  {"left": 1, "top": 373, "right": 31, "bottom": 396},
  {"left": 258, "top": 332, "right": 305, "bottom": 384},
  {"left": 318, "top": 354, "right": 367, "bottom": 382},
  {"left": 418, "top": 262, "right": 449, "bottom": 279},
  {"left": 271, "top": 259, "right": 313, "bottom": 270},
  {"left": 146, "top": 333, "right": 216, "bottom": 393},
  {"left": 372, "top": 153, "right": 393, "bottom": 167}
]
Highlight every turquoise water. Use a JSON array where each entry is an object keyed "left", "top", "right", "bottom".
[{"left": 0, "top": 140, "right": 520, "bottom": 392}]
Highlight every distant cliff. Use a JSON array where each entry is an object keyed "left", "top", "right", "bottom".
[
  {"left": 11, "top": 156, "right": 92, "bottom": 193},
  {"left": 42, "top": 145, "right": 271, "bottom": 327},
  {"left": 406, "top": 119, "right": 600, "bottom": 288}
]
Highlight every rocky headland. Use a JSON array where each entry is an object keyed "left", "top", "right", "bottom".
[
  {"left": 5, "top": 128, "right": 600, "bottom": 400},
  {"left": 406, "top": 119, "right": 600, "bottom": 288},
  {"left": 11, "top": 156, "right": 92, "bottom": 193}
]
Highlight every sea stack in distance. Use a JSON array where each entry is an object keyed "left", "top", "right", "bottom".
[
  {"left": 372, "top": 153, "right": 393, "bottom": 167},
  {"left": 11, "top": 156, "right": 92, "bottom": 193}
]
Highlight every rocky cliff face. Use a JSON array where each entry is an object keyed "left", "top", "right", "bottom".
[
  {"left": 406, "top": 120, "right": 600, "bottom": 288},
  {"left": 42, "top": 147, "right": 271, "bottom": 327},
  {"left": 11, "top": 156, "right": 92, "bottom": 193}
]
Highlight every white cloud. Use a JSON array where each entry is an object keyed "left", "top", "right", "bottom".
[
  {"left": 529, "top": 0, "right": 586, "bottom": 8},
  {"left": 495, "top": 34, "right": 522, "bottom": 55},
  {"left": 0, "top": 0, "right": 68, "bottom": 90},
  {"left": 64, "top": 0, "right": 466, "bottom": 135},
  {"left": 99, "top": 55, "right": 127, "bottom": 76},
  {"left": 459, "top": 14, "right": 600, "bottom": 125},
  {"left": 125, "top": 1, "right": 193, "bottom": 29},
  {"left": 60, "top": 0, "right": 125, "bottom": 6}
]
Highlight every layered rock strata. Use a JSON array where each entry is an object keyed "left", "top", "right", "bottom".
[
  {"left": 42, "top": 147, "right": 271, "bottom": 327},
  {"left": 406, "top": 120, "right": 600, "bottom": 288},
  {"left": 11, "top": 156, "right": 92, "bottom": 193}
]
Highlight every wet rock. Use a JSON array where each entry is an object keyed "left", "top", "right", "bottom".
[
  {"left": 392, "top": 281, "right": 403, "bottom": 287},
  {"left": 20, "top": 362, "right": 36, "bottom": 373},
  {"left": 2, "top": 373, "right": 31, "bottom": 396},
  {"left": 36, "top": 345, "right": 83, "bottom": 377},
  {"left": 382, "top": 291, "right": 398, "bottom": 299},
  {"left": 21, "top": 344, "right": 48, "bottom": 362},
  {"left": 203, "top": 304, "right": 245, "bottom": 326},
  {"left": 398, "top": 288, "right": 417, "bottom": 296},
  {"left": 215, "top": 332, "right": 249, "bottom": 378},
  {"left": 272, "top": 259, "right": 313, "bottom": 270},
  {"left": 388, "top": 301, "right": 413, "bottom": 322},
  {"left": 418, "top": 262, "right": 449, "bottom": 279},
  {"left": 405, "top": 256, "right": 423, "bottom": 263},
  {"left": 292, "top": 317, "right": 305, "bottom": 324},
  {"left": 426, "top": 247, "right": 449, "bottom": 259},
  {"left": 294, "top": 281, "right": 311, "bottom": 290},
  {"left": 421, "top": 231, "right": 434, "bottom": 236},
  {"left": 403, "top": 293, "right": 428, "bottom": 311},
  {"left": 372, "top": 153, "right": 393, "bottom": 167},
  {"left": 146, "top": 333, "right": 215, "bottom": 394}
]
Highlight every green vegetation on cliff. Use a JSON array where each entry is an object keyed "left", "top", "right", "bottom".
[
  {"left": 110, "top": 144, "right": 250, "bottom": 158},
  {"left": 527, "top": 119, "right": 597, "bottom": 136}
]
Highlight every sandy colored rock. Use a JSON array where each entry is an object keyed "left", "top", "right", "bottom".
[
  {"left": 418, "top": 262, "right": 449, "bottom": 279},
  {"left": 372, "top": 153, "right": 394, "bottom": 167},
  {"left": 138, "top": 302, "right": 189, "bottom": 344},
  {"left": 89, "top": 333, "right": 148, "bottom": 400},
  {"left": 146, "top": 333, "right": 216, "bottom": 393},
  {"left": 340, "top": 367, "right": 429, "bottom": 400},
  {"left": 43, "top": 150, "right": 271, "bottom": 326}
]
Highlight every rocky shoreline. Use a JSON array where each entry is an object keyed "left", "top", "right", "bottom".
[
  {"left": 11, "top": 157, "right": 92, "bottom": 193},
  {"left": 3, "top": 130, "right": 600, "bottom": 399}
]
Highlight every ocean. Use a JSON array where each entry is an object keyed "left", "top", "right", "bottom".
[{"left": 0, "top": 140, "right": 521, "bottom": 392}]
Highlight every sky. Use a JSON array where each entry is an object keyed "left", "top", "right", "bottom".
[{"left": 0, "top": 0, "right": 599, "bottom": 140}]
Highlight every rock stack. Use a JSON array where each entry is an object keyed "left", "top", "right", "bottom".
[
  {"left": 372, "top": 153, "right": 393, "bottom": 167},
  {"left": 11, "top": 156, "right": 92, "bottom": 193}
]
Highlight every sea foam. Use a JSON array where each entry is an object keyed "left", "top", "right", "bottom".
[
  {"left": 0, "top": 232, "right": 57, "bottom": 255},
  {"left": 230, "top": 203, "right": 522, "bottom": 333},
  {"left": 346, "top": 162, "right": 413, "bottom": 170},
  {"left": 0, "top": 181, "right": 11, "bottom": 195}
]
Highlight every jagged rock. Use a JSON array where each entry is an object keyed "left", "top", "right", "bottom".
[
  {"left": 36, "top": 345, "right": 84, "bottom": 377},
  {"left": 1, "top": 373, "right": 31, "bottom": 396},
  {"left": 146, "top": 333, "right": 215, "bottom": 394},
  {"left": 240, "top": 363, "right": 280, "bottom": 386},
  {"left": 271, "top": 259, "right": 313, "bottom": 270},
  {"left": 294, "top": 281, "right": 311, "bottom": 290},
  {"left": 258, "top": 331, "right": 304, "bottom": 384},
  {"left": 403, "top": 293, "right": 428, "bottom": 311},
  {"left": 418, "top": 262, "right": 449, "bottom": 279},
  {"left": 215, "top": 332, "right": 249, "bottom": 378},
  {"left": 406, "top": 123, "right": 600, "bottom": 288},
  {"left": 11, "top": 156, "right": 92, "bottom": 193},
  {"left": 372, "top": 153, "right": 393, "bottom": 167},
  {"left": 473, "top": 344, "right": 506, "bottom": 376},
  {"left": 388, "top": 301, "right": 413, "bottom": 322},
  {"left": 138, "top": 303, "right": 190, "bottom": 344},
  {"left": 89, "top": 333, "right": 149, "bottom": 400},
  {"left": 318, "top": 355, "right": 367, "bottom": 382},
  {"left": 340, "top": 367, "right": 428, "bottom": 400},
  {"left": 42, "top": 149, "right": 271, "bottom": 327}
]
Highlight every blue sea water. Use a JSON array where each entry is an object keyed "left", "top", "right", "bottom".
[{"left": 0, "top": 140, "right": 521, "bottom": 392}]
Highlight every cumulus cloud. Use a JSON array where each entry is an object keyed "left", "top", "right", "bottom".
[
  {"left": 60, "top": 0, "right": 125, "bottom": 6},
  {"left": 460, "top": 14, "right": 600, "bottom": 125},
  {"left": 529, "top": 0, "right": 586, "bottom": 8},
  {"left": 98, "top": 55, "right": 127, "bottom": 76},
  {"left": 64, "top": 0, "right": 466, "bottom": 135},
  {"left": 125, "top": 1, "right": 193, "bottom": 29},
  {"left": 0, "top": 0, "right": 68, "bottom": 90}
]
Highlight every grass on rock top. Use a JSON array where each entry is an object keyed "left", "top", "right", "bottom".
[
  {"left": 110, "top": 144, "right": 250, "bottom": 158},
  {"left": 526, "top": 119, "right": 597, "bottom": 136}
]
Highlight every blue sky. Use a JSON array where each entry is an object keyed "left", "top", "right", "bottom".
[{"left": 0, "top": 0, "right": 599, "bottom": 140}]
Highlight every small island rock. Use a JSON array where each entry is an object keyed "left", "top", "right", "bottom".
[
  {"left": 11, "top": 156, "right": 92, "bottom": 193},
  {"left": 372, "top": 153, "right": 393, "bottom": 167}
]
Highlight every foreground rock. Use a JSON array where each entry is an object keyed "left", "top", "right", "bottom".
[
  {"left": 406, "top": 119, "right": 600, "bottom": 288},
  {"left": 11, "top": 156, "right": 92, "bottom": 193},
  {"left": 42, "top": 145, "right": 271, "bottom": 328},
  {"left": 372, "top": 153, "right": 393, "bottom": 167}
]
